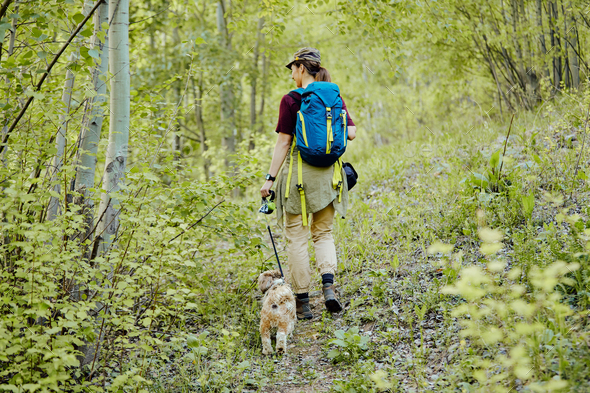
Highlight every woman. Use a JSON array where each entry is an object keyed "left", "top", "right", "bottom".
[{"left": 260, "top": 47, "right": 357, "bottom": 320}]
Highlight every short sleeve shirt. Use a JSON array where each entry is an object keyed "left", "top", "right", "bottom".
[{"left": 275, "top": 91, "right": 355, "bottom": 135}]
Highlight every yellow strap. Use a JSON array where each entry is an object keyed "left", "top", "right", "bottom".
[
  {"left": 342, "top": 110, "right": 347, "bottom": 145},
  {"left": 285, "top": 137, "right": 296, "bottom": 199},
  {"left": 297, "top": 151, "right": 307, "bottom": 226},
  {"left": 298, "top": 112, "right": 308, "bottom": 147},
  {"left": 326, "top": 108, "right": 333, "bottom": 153},
  {"left": 332, "top": 158, "right": 343, "bottom": 203}
]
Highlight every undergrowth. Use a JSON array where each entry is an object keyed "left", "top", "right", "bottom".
[
  {"left": 142, "top": 92, "right": 590, "bottom": 392},
  {"left": 4, "top": 91, "right": 590, "bottom": 392}
]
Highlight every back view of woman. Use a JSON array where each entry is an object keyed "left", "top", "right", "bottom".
[{"left": 260, "top": 47, "right": 357, "bottom": 320}]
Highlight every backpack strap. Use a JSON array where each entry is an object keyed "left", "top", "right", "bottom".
[
  {"left": 285, "top": 138, "right": 296, "bottom": 199},
  {"left": 341, "top": 109, "right": 348, "bottom": 147},
  {"left": 287, "top": 88, "right": 304, "bottom": 102},
  {"left": 326, "top": 107, "right": 333, "bottom": 153},
  {"left": 297, "top": 112, "right": 308, "bottom": 146},
  {"left": 297, "top": 150, "right": 307, "bottom": 226},
  {"left": 285, "top": 135, "right": 308, "bottom": 226},
  {"left": 332, "top": 158, "right": 344, "bottom": 203}
]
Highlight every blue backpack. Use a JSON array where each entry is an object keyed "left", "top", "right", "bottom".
[
  {"left": 284, "top": 82, "right": 348, "bottom": 226},
  {"left": 290, "top": 82, "right": 348, "bottom": 167}
]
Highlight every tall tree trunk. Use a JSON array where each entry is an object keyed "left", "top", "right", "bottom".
[
  {"left": 258, "top": 51, "right": 269, "bottom": 135},
  {"left": 562, "top": 2, "right": 571, "bottom": 87},
  {"left": 567, "top": 3, "right": 580, "bottom": 88},
  {"left": 172, "top": 27, "right": 183, "bottom": 169},
  {"left": 74, "top": 0, "right": 109, "bottom": 246},
  {"left": 216, "top": 0, "right": 236, "bottom": 163},
  {"left": 249, "top": 16, "right": 264, "bottom": 151},
  {"left": 96, "top": 0, "right": 130, "bottom": 253},
  {"left": 549, "top": 1, "right": 562, "bottom": 89},
  {"left": 173, "top": 82, "right": 182, "bottom": 169},
  {"left": 74, "top": 0, "right": 110, "bottom": 368},
  {"left": 192, "top": 73, "right": 209, "bottom": 179}
]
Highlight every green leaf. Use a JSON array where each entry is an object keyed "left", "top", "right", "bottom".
[
  {"left": 328, "top": 349, "right": 340, "bottom": 359},
  {"left": 490, "top": 149, "right": 501, "bottom": 171},
  {"left": 87, "top": 49, "right": 99, "bottom": 59},
  {"left": 72, "top": 13, "right": 85, "bottom": 25},
  {"left": 80, "top": 46, "right": 90, "bottom": 59},
  {"left": 237, "top": 360, "right": 250, "bottom": 369},
  {"left": 471, "top": 173, "right": 489, "bottom": 189},
  {"left": 31, "top": 27, "right": 42, "bottom": 38},
  {"left": 522, "top": 193, "right": 535, "bottom": 218},
  {"left": 195, "top": 37, "right": 206, "bottom": 44},
  {"left": 331, "top": 339, "right": 347, "bottom": 347},
  {"left": 80, "top": 28, "right": 93, "bottom": 38},
  {"left": 0, "top": 385, "right": 20, "bottom": 393}
]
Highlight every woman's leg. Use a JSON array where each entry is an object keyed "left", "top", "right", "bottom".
[
  {"left": 310, "top": 202, "right": 342, "bottom": 312},
  {"left": 285, "top": 211, "right": 313, "bottom": 319},
  {"left": 310, "top": 203, "right": 337, "bottom": 277}
]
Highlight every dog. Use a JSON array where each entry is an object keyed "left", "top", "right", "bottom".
[{"left": 257, "top": 269, "right": 297, "bottom": 355}]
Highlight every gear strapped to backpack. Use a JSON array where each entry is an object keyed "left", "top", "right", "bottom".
[{"left": 285, "top": 82, "right": 348, "bottom": 226}]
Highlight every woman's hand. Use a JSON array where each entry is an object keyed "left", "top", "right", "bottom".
[
  {"left": 347, "top": 126, "right": 357, "bottom": 141},
  {"left": 260, "top": 180, "right": 273, "bottom": 198}
]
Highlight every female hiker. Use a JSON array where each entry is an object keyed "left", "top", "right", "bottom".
[{"left": 260, "top": 47, "right": 357, "bottom": 320}]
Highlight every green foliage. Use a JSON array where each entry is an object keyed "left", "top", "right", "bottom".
[{"left": 328, "top": 327, "right": 371, "bottom": 364}]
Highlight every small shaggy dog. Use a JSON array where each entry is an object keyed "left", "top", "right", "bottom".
[{"left": 257, "top": 269, "right": 297, "bottom": 355}]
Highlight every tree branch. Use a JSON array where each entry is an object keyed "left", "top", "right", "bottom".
[
  {"left": 0, "top": 0, "right": 13, "bottom": 20},
  {"left": 168, "top": 199, "right": 225, "bottom": 243},
  {"left": 0, "top": 0, "right": 105, "bottom": 155}
]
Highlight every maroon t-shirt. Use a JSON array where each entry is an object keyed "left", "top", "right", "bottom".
[{"left": 275, "top": 91, "right": 355, "bottom": 135}]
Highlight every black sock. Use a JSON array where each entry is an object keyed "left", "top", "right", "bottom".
[
  {"left": 322, "top": 273, "right": 334, "bottom": 285},
  {"left": 296, "top": 292, "right": 309, "bottom": 300}
]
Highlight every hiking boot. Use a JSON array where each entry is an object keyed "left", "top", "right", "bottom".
[
  {"left": 295, "top": 297, "right": 313, "bottom": 320},
  {"left": 322, "top": 283, "right": 342, "bottom": 313}
]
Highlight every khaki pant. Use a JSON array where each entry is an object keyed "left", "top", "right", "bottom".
[{"left": 285, "top": 202, "right": 337, "bottom": 294}]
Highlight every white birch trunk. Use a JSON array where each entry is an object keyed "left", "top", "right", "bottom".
[
  {"left": 96, "top": 0, "right": 130, "bottom": 252},
  {"left": 74, "top": 0, "right": 109, "bottom": 236}
]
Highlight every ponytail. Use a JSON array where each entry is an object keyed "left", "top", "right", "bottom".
[{"left": 315, "top": 66, "right": 332, "bottom": 82}]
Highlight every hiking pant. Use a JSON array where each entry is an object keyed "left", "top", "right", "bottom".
[{"left": 285, "top": 202, "right": 337, "bottom": 294}]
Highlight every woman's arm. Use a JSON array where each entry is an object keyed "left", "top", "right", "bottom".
[
  {"left": 260, "top": 132, "right": 293, "bottom": 197},
  {"left": 347, "top": 126, "right": 357, "bottom": 141}
]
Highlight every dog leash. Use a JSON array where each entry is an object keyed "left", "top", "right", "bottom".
[
  {"left": 259, "top": 190, "right": 284, "bottom": 279},
  {"left": 266, "top": 224, "right": 284, "bottom": 279}
]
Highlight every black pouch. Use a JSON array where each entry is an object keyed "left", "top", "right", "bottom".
[{"left": 343, "top": 162, "right": 358, "bottom": 190}]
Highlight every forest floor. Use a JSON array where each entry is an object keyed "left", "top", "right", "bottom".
[{"left": 146, "top": 102, "right": 590, "bottom": 393}]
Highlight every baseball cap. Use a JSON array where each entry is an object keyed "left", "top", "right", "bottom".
[{"left": 285, "top": 47, "right": 321, "bottom": 70}]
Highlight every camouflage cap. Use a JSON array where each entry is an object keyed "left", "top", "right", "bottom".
[{"left": 285, "top": 47, "right": 321, "bottom": 70}]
